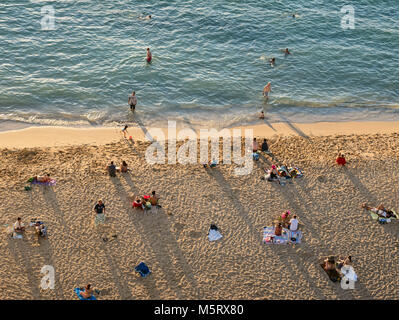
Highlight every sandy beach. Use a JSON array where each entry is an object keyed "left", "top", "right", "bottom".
[{"left": 0, "top": 121, "right": 399, "bottom": 300}]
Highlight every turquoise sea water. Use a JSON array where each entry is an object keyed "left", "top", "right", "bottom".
[{"left": 0, "top": 0, "right": 398, "bottom": 129}]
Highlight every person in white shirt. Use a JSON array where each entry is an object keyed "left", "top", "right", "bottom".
[
  {"left": 14, "top": 217, "right": 25, "bottom": 233},
  {"left": 128, "top": 91, "right": 137, "bottom": 111},
  {"left": 289, "top": 215, "right": 299, "bottom": 231}
]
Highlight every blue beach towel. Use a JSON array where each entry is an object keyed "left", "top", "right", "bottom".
[
  {"left": 135, "top": 262, "right": 151, "bottom": 277},
  {"left": 74, "top": 288, "right": 96, "bottom": 300}
]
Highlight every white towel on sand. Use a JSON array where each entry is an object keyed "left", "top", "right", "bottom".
[{"left": 208, "top": 229, "right": 223, "bottom": 241}]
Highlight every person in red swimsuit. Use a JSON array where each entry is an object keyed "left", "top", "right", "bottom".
[
  {"left": 336, "top": 153, "right": 346, "bottom": 166},
  {"left": 146, "top": 48, "right": 152, "bottom": 63}
]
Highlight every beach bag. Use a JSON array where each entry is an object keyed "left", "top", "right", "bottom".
[{"left": 253, "top": 153, "right": 259, "bottom": 161}]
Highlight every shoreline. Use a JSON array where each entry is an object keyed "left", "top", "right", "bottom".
[{"left": 1, "top": 120, "right": 399, "bottom": 148}]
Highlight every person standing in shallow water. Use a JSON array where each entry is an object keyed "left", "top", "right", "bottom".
[
  {"left": 263, "top": 82, "right": 271, "bottom": 100},
  {"left": 146, "top": 48, "right": 152, "bottom": 63},
  {"left": 128, "top": 91, "right": 137, "bottom": 111}
]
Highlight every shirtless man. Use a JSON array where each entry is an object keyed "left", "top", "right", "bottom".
[{"left": 263, "top": 82, "right": 271, "bottom": 100}]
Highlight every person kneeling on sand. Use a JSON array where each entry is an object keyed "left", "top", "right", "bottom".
[
  {"left": 336, "top": 153, "right": 346, "bottom": 166},
  {"left": 80, "top": 284, "right": 93, "bottom": 299},
  {"left": 261, "top": 139, "right": 270, "bottom": 153},
  {"left": 133, "top": 197, "right": 144, "bottom": 210}
]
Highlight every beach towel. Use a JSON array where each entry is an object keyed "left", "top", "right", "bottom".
[
  {"left": 30, "top": 179, "right": 56, "bottom": 186},
  {"left": 262, "top": 227, "right": 302, "bottom": 244},
  {"left": 340, "top": 265, "right": 358, "bottom": 282},
  {"left": 74, "top": 288, "right": 96, "bottom": 300},
  {"left": 135, "top": 262, "right": 151, "bottom": 278},
  {"left": 368, "top": 210, "right": 398, "bottom": 223},
  {"left": 208, "top": 225, "right": 223, "bottom": 241}
]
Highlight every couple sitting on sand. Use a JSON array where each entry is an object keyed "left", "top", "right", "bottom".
[
  {"left": 274, "top": 211, "right": 299, "bottom": 236},
  {"left": 322, "top": 256, "right": 356, "bottom": 283},
  {"left": 107, "top": 161, "right": 128, "bottom": 177},
  {"left": 132, "top": 191, "right": 160, "bottom": 210},
  {"left": 253, "top": 138, "right": 270, "bottom": 153},
  {"left": 277, "top": 210, "right": 299, "bottom": 231}
]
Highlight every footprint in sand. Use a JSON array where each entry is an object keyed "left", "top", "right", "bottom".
[
  {"left": 173, "top": 223, "right": 186, "bottom": 233},
  {"left": 317, "top": 175, "right": 327, "bottom": 183},
  {"left": 188, "top": 230, "right": 202, "bottom": 239}
]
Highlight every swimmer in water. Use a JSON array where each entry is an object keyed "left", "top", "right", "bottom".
[
  {"left": 281, "top": 48, "right": 291, "bottom": 55},
  {"left": 146, "top": 48, "right": 152, "bottom": 63},
  {"left": 259, "top": 110, "right": 265, "bottom": 119},
  {"left": 263, "top": 82, "right": 271, "bottom": 100},
  {"left": 138, "top": 14, "right": 151, "bottom": 20},
  {"left": 269, "top": 58, "right": 275, "bottom": 67}
]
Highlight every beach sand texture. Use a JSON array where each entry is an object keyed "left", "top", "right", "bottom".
[{"left": 0, "top": 126, "right": 399, "bottom": 300}]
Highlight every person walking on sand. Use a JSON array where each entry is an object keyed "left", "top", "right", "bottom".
[
  {"left": 263, "top": 82, "right": 271, "bottom": 100},
  {"left": 146, "top": 48, "right": 152, "bottom": 63},
  {"left": 128, "top": 91, "right": 137, "bottom": 111},
  {"left": 121, "top": 125, "right": 128, "bottom": 138}
]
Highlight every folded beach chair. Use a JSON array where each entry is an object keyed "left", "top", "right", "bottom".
[
  {"left": 135, "top": 262, "right": 151, "bottom": 278},
  {"left": 74, "top": 288, "right": 96, "bottom": 300},
  {"left": 208, "top": 224, "right": 223, "bottom": 241}
]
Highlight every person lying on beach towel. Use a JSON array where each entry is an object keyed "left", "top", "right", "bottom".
[
  {"left": 75, "top": 284, "right": 96, "bottom": 300},
  {"left": 361, "top": 203, "right": 397, "bottom": 219},
  {"left": 321, "top": 256, "right": 342, "bottom": 282},
  {"left": 278, "top": 165, "right": 291, "bottom": 178}
]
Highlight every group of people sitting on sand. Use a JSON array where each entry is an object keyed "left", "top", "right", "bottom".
[
  {"left": 132, "top": 191, "right": 161, "bottom": 210},
  {"left": 265, "top": 164, "right": 301, "bottom": 182},
  {"left": 322, "top": 255, "right": 355, "bottom": 283},
  {"left": 274, "top": 210, "right": 299, "bottom": 236},
  {"left": 10, "top": 217, "right": 47, "bottom": 241},
  {"left": 107, "top": 161, "right": 129, "bottom": 176}
]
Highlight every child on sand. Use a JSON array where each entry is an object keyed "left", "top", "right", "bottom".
[
  {"left": 336, "top": 153, "right": 346, "bottom": 166},
  {"left": 122, "top": 125, "right": 128, "bottom": 138}
]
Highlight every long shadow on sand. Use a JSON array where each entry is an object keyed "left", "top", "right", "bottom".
[
  {"left": 109, "top": 174, "right": 201, "bottom": 299},
  {"left": 205, "top": 167, "right": 332, "bottom": 299}
]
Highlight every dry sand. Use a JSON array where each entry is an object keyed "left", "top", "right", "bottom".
[{"left": 0, "top": 121, "right": 398, "bottom": 300}]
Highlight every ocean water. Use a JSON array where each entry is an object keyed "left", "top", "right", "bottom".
[{"left": 0, "top": 0, "right": 398, "bottom": 129}]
